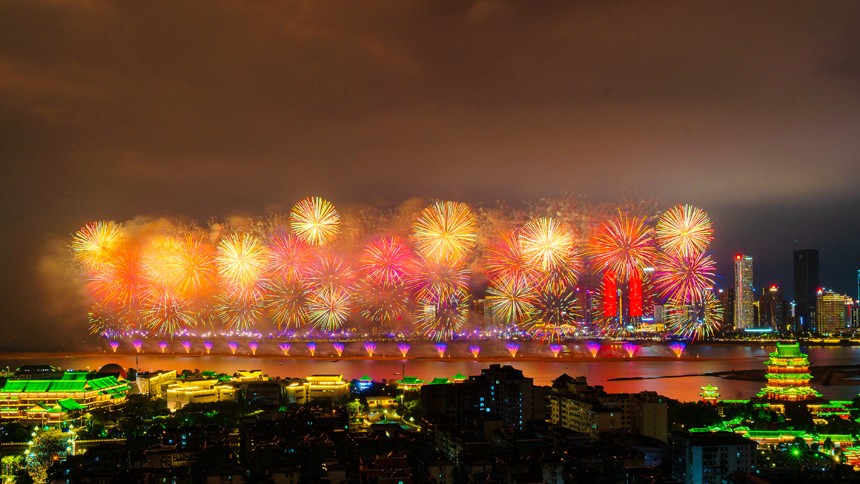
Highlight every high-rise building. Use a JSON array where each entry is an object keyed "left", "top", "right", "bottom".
[
  {"left": 734, "top": 255, "right": 754, "bottom": 330},
  {"left": 670, "top": 431, "right": 758, "bottom": 484},
  {"left": 759, "top": 285, "right": 785, "bottom": 330},
  {"left": 816, "top": 290, "right": 852, "bottom": 334},
  {"left": 718, "top": 287, "right": 735, "bottom": 331},
  {"left": 793, "top": 249, "right": 819, "bottom": 332}
]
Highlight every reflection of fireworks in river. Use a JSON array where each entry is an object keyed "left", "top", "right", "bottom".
[
  {"left": 109, "top": 341, "right": 119, "bottom": 352},
  {"left": 469, "top": 345, "right": 481, "bottom": 358},
  {"left": 279, "top": 343, "right": 290, "bottom": 355},
  {"left": 669, "top": 341, "right": 687, "bottom": 357},
  {"left": 505, "top": 342, "right": 520, "bottom": 357},
  {"left": 332, "top": 342, "right": 345, "bottom": 357},
  {"left": 586, "top": 341, "right": 600, "bottom": 357},
  {"left": 182, "top": 340, "right": 191, "bottom": 353},
  {"left": 307, "top": 342, "right": 316, "bottom": 356},
  {"left": 622, "top": 342, "right": 638, "bottom": 358},
  {"left": 550, "top": 344, "right": 562, "bottom": 357},
  {"left": 364, "top": 342, "right": 376, "bottom": 357},
  {"left": 159, "top": 341, "right": 168, "bottom": 353},
  {"left": 228, "top": 342, "right": 238, "bottom": 354},
  {"left": 397, "top": 343, "right": 410, "bottom": 357},
  {"left": 249, "top": 341, "right": 258, "bottom": 355},
  {"left": 435, "top": 343, "right": 447, "bottom": 358},
  {"left": 204, "top": 341, "right": 213, "bottom": 354}
]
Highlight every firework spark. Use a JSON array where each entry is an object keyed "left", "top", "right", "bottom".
[
  {"left": 505, "top": 342, "right": 521, "bottom": 357},
  {"left": 519, "top": 217, "right": 574, "bottom": 273},
  {"left": 364, "top": 341, "right": 376, "bottom": 357},
  {"left": 586, "top": 341, "right": 600, "bottom": 358},
  {"left": 415, "top": 292, "right": 469, "bottom": 341},
  {"left": 290, "top": 197, "right": 340, "bottom": 246},
  {"left": 204, "top": 341, "right": 213, "bottom": 354},
  {"left": 527, "top": 290, "right": 579, "bottom": 342},
  {"left": 413, "top": 201, "right": 477, "bottom": 262},
  {"left": 469, "top": 345, "right": 481, "bottom": 358},
  {"left": 397, "top": 342, "right": 410, "bottom": 357},
  {"left": 656, "top": 204, "right": 713, "bottom": 257},
  {"left": 666, "top": 292, "right": 723, "bottom": 341},
  {"left": 72, "top": 221, "right": 123, "bottom": 269},
  {"left": 622, "top": 342, "right": 638, "bottom": 358},
  {"left": 133, "top": 340, "right": 142, "bottom": 353},
  {"left": 654, "top": 250, "right": 717, "bottom": 304},
  {"left": 332, "top": 342, "right": 345, "bottom": 357},
  {"left": 249, "top": 341, "right": 258, "bottom": 355},
  {"left": 279, "top": 342, "right": 291, "bottom": 355},
  {"left": 216, "top": 233, "right": 267, "bottom": 295},
  {"left": 228, "top": 341, "right": 238, "bottom": 354},
  {"left": 266, "top": 229, "right": 312, "bottom": 281},
  {"left": 435, "top": 343, "right": 447, "bottom": 358},
  {"left": 360, "top": 236, "right": 412, "bottom": 287},
  {"left": 182, "top": 340, "right": 191, "bottom": 353},
  {"left": 486, "top": 275, "right": 536, "bottom": 325},
  {"left": 307, "top": 342, "right": 316, "bottom": 356},
  {"left": 307, "top": 287, "right": 352, "bottom": 331},
  {"left": 109, "top": 341, "right": 119, "bottom": 352},
  {"left": 669, "top": 341, "right": 687, "bottom": 357},
  {"left": 550, "top": 343, "right": 562, "bottom": 357},
  {"left": 264, "top": 278, "right": 311, "bottom": 330},
  {"left": 159, "top": 341, "right": 168, "bottom": 352}
]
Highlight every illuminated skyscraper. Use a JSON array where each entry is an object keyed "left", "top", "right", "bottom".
[
  {"left": 816, "top": 290, "right": 852, "bottom": 334},
  {"left": 793, "top": 249, "right": 819, "bottom": 332},
  {"left": 734, "top": 255, "right": 754, "bottom": 330}
]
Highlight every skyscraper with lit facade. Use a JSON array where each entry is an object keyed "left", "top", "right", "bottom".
[
  {"left": 734, "top": 255, "right": 754, "bottom": 330},
  {"left": 816, "top": 290, "right": 852, "bottom": 334},
  {"left": 793, "top": 249, "right": 819, "bottom": 332}
]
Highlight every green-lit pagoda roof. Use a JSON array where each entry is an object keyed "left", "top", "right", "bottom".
[
  {"left": 701, "top": 384, "right": 718, "bottom": 391},
  {"left": 775, "top": 343, "right": 804, "bottom": 357},
  {"left": 756, "top": 386, "right": 822, "bottom": 398},
  {"left": 429, "top": 377, "right": 450, "bottom": 385},
  {"left": 396, "top": 376, "right": 425, "bottom": 385},
  {"left": 0, "top": 376, "right": 123, "bottom": 394},
  {"left": 359, "top": 374, "right": 373, "bottom": 382},
  {"left": 765, "top": 373, "right": 812, "bottom": 380},
  {"left": 452, "top": 372, "right": 466, "bottom": 380}
]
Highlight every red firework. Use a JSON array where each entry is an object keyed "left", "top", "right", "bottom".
[
  {"left": 359, "top": 236, "right": 413, "bottom": 287},
  {"left": 588, "top": 210, "right": 656, "bottom": 282},
  {"left": 266, "top": 228, "right": 313, "bottom": 282}
]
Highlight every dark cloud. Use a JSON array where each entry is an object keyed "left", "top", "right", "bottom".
[{"left": 1, "top": 1, "right": 860, "bottom": 348}]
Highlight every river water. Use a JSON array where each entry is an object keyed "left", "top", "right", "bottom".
[{"left": 2, "top": 343, "right": 859, "bottom": 402}]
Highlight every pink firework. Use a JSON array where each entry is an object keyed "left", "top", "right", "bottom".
[
  {"left": 505, "top": 342, "right": 520, "bottom": 358},
  {"left": 133, "top": 340, "right": 142, "bottom": 353},
  {"left": 279, "top": 342, "right": 291, "bottom": 355},
  {"left": 266, "top": 228, "right": 312, "bottom": 281},
  {"left": 623, "top": 343, "right": 638, "bottom": 358},
  {"left": 159, "top": 341, "right": 168, "bottom": 353},
  {"left": 397, "top": 342, "right": 410, "bottom": 357},
  {"left": 550, "top": 344, "right": 562, "bottom": 357},
  {"left": 359, "top": 236, "right": 412, "bottom": 287},
  {"left": 435, "top": 343, "right": 447, "bottom": 358},
  {"left": 307, "top": 342, "right": 316, "bottom": 356},
  {"left": 228, "top": 341, "right": 238, "bottom": 354},
  {"left": 332, "top": 342, "right": 345, "bottom": 357},
  {"left": 249, "top": 341, "right": 259, "bottom": 355},
  {"left": 109, "top": 341, "right": 120, "bottom": 352},
  {"left": 308, "top": 252, "right": 355, "bottom": 292},
  {"left": 469, "top": 345, "right": 481, "bottom": 358},
  {"left": 586, "top": 341, "right": 600, "bottom": 358},
  {"left": 204, "top": 341, "right": 213, "bottom": 354},
  {"left": 364, "top": 341, "right": 377, "bottom": 357},
  {"left": 182, "top": 340, "right": 191, "bottom": 353},
  {"left": 669, "top": 341, "right": 687, "bottom": 358},
  {"left": 485, "top": 232, "right": 534, "bottom": 282}
]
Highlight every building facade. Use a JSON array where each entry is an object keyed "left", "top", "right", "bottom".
[
  {"left": 793, "top": 249, "right": 819, "bottom": 332},
  {"left": 816, "top": 290, "right": 852, "bottom": 334},
  {"left": 670, "top": 431, "right": 757, "bottom": 484},
  {"left": 734, "top": 255, "right": 754, "bottom": 330}
]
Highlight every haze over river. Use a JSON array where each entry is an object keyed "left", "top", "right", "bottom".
[{"left": 2, "top": 344, "right": 859, "bottom": 402}]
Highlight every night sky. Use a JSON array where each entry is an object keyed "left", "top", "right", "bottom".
[{"left": 2, "top": 1, "right": 860, "bottom": 349}]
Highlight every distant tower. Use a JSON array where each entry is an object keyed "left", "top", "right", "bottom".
[
  {"left": 719, "top": 287, "right": 735, "bottom": 331},
  {"left": 734, "top": 255, "right": 754, "bottom": 330},
  {"left": 793, "top": 250, "right": 819, "bottom": 332}
]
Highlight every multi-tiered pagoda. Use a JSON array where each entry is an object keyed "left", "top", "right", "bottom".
[{"left": 757, "top": 342, "right": 822, "bottom": 401}]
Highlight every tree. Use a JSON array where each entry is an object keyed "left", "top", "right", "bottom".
[
  {"left": 345, "top": 400, "right": 361, "bottom": 417},
  {"left": 1, "top": 455, "right": 24, "bottom": 483},
  {"left": 25, "top": 428, "right": 67, "bottom": 484}
]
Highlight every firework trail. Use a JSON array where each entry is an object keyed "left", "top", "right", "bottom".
[
  {"left": 435, "top": 343, "right": 447, "bottom": 358},
  {"left": 397, "top": 342, "right": 411, "bottom": 357},
  {"left": 586, "top": 341, "right": 600, "bottom": 357},
  {"left": 669, "top": 341, "right": 687, "bottom": 357},
  {"left": 133, "top": 340, "right": 142, "bottom": 353},
  {"left": 204, "top": 341, "right": 213, "bottom": 354},
  {"left": 364, "top": 341, "right": 376, "bottom": 357},
  {"left": 228, "top": 342, "right": 238, "bottom": 354},
  {"left": 656, "top": 204, "right": 713, "bottom": 257},
  {"left": 159, "top": 341, "right": 168, "bottom": 353},
  {"left": 413, "top": 201, "right": 477, "bottom": 263},
  {"left": 290, "top": 197, "right": 341, "bottom": 246},
  {"left": 550, "top": 343, "right": 562, "bottom": 357},
  {"left": 182, "top": 340, "right": 191, "bottom": 353},
  {"left": 506, "top": 342, "right": 520, "bottom": 357},
  {"left": 279, "top": 342, "right": 290, "bottom": 355},
  {"left": 622, "top": 342, "right": 638, "bottom": 358},
  {"left": 307, "top": 342, "right": 316, "bottom": 356},
  {"left": 469, "top": 345, "right": 481, "bottom": 358},
  {"left": 109, "top": 341, "right": 119, "bottom": 352},
  {"left": 332, "top": 342, "right": 345, "bottom": 357}
]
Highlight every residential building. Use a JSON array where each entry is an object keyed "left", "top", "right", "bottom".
[
  {"left": 548, "top": 375, "right": 629, "bottom": 440},
  {"left": 630, "top": 391, "right": 668, "bottom": 443},
  {"left": 670, "top": 431, "right": 757, "bottom": 484}
]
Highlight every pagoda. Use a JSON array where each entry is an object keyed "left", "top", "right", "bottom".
[
  {"left": 757, "top": 342, "right": 822, "bottom": 402},
  {"left": 700, "top": 384, "right": 720, "bottom": 404}
]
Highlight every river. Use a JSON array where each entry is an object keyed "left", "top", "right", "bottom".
[{"left": 2, "top": 343, "right": 859, "bottom": 402}]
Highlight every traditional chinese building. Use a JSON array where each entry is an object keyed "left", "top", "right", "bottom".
[
  {"left": 756, "top": 342, "right": 821, "bottom": 402},
  {"left": 700, "top": 384, "right": 719, "bottom": 404}
]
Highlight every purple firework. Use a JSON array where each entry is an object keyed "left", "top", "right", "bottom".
[
  {"left": 109, "top": 341, "right": 119, "bottom": 353},
  {"left": 279, "top": 343, "right": 291, "bottom": 355},
  {"left": 397, "top": 343, "right": 410, "bottom": 357},
  {"left": 228, "top": 342, "right": 238, "bottom": 354},
  {"left": 586, "top": 341, "right": 600, "bottom": 358},
  {"left": 307, "top": 342, "right": 316, "bottom": 356},
  {"left": 550, "top": 344, "right": 562, "bottom": 357},
  {"left": 364, "top": 342, "right": 376, "bottom": 357},
  {"left": 133, "top": 340, "right": 142, "bottom": 353},
  {"left": 623, "top": 343, "right": 638, "bottom": 358},
  {"left": 669, "top": 341, "right": 687, "bottom": 357},
  {"left": 159, "top": 341, "right": 168, "bottom": 353},
  {"left": 469, "top": 345, "right": 481, "bottom": 358},
  {"left": 333, "top": 342, "right": 345, "bottom": 357},
  {"left": 182, "top": 340, "right": 191, "bottom": 353},
  {"left": 204, "top": 341, "right": 213, "bottom": 354},
  {"left": 249, "top": 341, "right": 259, "bottom": 355},
  {"left": 505, "top": 342, "right": 520, "bottom": 358},
  {"left": 435, "top": 343, "right": 447, "bottom": 358}
]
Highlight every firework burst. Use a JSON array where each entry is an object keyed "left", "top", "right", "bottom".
[
  {"left": 72, "top": 221, "right": 123, "bottom": 269},
  {"left": 364, "top": 341, "right": 376, "bottom": 357},
  {"left": 228, "top": 341, "right": 238, "bottom": 354},
  {"left": 279, "top": 342, "right": 291, "bottom": 355},
  {"left": 485, "top": 232, "right": 535, "bottom": 282},
  {"left": 486, "top": 275, "right": 536, "bottom": 325},
  {"left": 307, "top": 287, "right": 353, "bottom": 331},
  {"left": 622, "top": 342, "right": 638, "bottom": 358},
  {"left": 133, "top": 340, "right": 142, "bottom": 353},
  {"left": 505, "top": 342, "right": 521, "bottom": 358},
  {"left": 527, "top": 290, "right": 580, "bottom": 341},
  {"left": 359, "top": 236, "right": 412, "bottom": 287},
  {"left": 356, "top": 282, "right": 408, "bottom": 325},
  {"left": 397, "top": 342, "right": 410, "bottom": 357},
  {"left": 435, "top": 343, "right": 447, "bottom": 358},
  {"left": 550, "top": 343, "right": 562, "bottom": 357},
  {"left": 415, "top": 292, "right": 469, "bottom": 341},
  {"left": 588, "top": 211, "right": 656, "bottom": 282},
  {"left": 249, "top": 341, "right": 258, "bottom": 355},
  {"left": 586, "top": 341, "right": 600, "bottom": 358},
  {"left": 159, "top": 341, "right": 168, "bottom": 352},
  {"left": 666, "top": 292, "right": 723, "bottom": 341},
  {"left": 182, "top": 340, "right": 191, "bottom": 353},
  {"left": 654, "top": 250, "right": 717, "bottom": 304},
  {"left": 469, "top": 345, "right": 481, "bottom": 358},
  {"left": 519, "top": 217, "right": 575, "bottom": 273},
  {"left": 669, "top": 341, "right": 687, "bottom": 357},
  {"left": 266, "top": 229, "right": 312, "bottom": 281},
  {"left": 204, "top": 341, "right": 213, "bottom": 354},
  {"left": 656, "top": 204, "right": 713, "bottom": 257},
  {"left": 290, "top": 197, "right": 341, "bottom": 246},
  {"left": 332, "top": 342, "right": 345, "bottom": 357},
  {"left": 216, "top": 233, "right": 267, "bottom": 296},
  {"left": 109, "top": 341, "right": 119, "bottom": 352},
  {"left": 264, "top": 278, "right": 311, "bottom": 330},
  {"left": 413, "top": 201, "right": 477, "bottom": 262}
]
